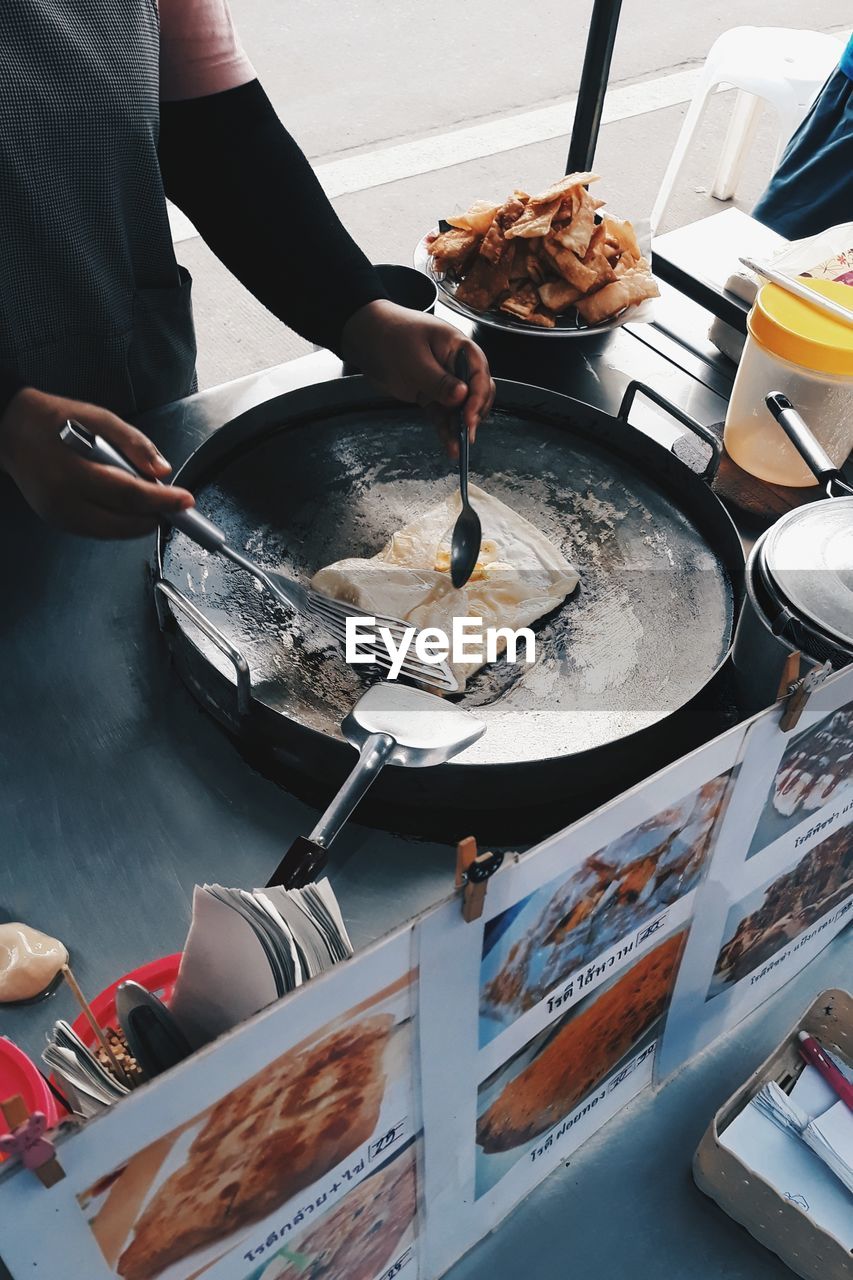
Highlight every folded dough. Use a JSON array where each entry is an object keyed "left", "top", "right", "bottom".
[{"left": 312, "top": 484, "right": 578, "bottom": 687}]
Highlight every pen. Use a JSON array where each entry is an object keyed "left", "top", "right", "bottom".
[{"left": 797, "top": 1031, "right": 853, "bottom": 1113}]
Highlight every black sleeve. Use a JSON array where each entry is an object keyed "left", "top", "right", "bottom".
[
  {"left": 158, "top": 81, "right": 387, "bottom": 355},
  {"left": 0, "top": 375, "right": 22, "bottom": 421}
]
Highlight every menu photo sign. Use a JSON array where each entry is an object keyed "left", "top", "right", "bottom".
[
  {"left": 1, "top": 671, "right": 851, "bottom": 1280},
  {"left": 0, "top": 926, "right": 422, "bottom": 1280},
  {"left": 658, "top": 664, "right": 853, "bottom": 1079},
  {"left": 416, "top": 723, "right": 746, "bottom": 1277}
]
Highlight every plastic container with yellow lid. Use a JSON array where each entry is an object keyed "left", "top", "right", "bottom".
[{"left": 723, "top": 277, "right": 853, "bottom": 486}]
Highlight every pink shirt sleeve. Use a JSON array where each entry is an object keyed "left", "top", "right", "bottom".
[{"left": 158, "top": 0, "right": 256, "bottom": 102}]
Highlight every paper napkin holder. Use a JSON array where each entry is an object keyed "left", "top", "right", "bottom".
[{"left": 693, "top": 988, "right": 853, "bottom": 1280}]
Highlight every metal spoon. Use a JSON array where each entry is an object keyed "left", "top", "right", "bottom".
[{"left": 450, "top": 348, "right": 482, "bottom": 588}]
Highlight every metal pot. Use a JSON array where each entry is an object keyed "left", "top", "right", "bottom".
[{"left": 732, "top": 393, "right": 853, "bottom": 715}]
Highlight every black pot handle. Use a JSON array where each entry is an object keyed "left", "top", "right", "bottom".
[
  {"left": 765, "top": 392, "right": 849, "bottom": 496},
  {"left": 618, "top": 380, "right": 721, "bottom": 481}
]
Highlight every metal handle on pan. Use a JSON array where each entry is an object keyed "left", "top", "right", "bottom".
[
  {"left": 153, "top": 578, "right": 252, "bottom": 716},
  {"left": 765, "top": 392, "right": 853, "bottom": 497},
  {"left": 617, "top": 380, "right": 722, "bottom": 480}
]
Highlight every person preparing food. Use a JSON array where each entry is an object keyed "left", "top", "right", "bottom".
[{"left": 0, "top": 0, "right": 495, "bottom": 540}]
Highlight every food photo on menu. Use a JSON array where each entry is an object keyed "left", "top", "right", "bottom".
[
  {"left": 747, "top": 703, "right": 853, "bottom": 857},
  {"left": 241, "top": 1140, "right": 418, "bottom": 1280},
  {"left": 75, "top": 980, "right": 415, "bottom": 1280},
  {"left": 478, "top": 773, "right": 734, "bottom": 1045},
  {"left": 474, "top": 930, "right": 686, "bottom": 1197},
  {"left": 707, "top": 829, "right": 853, "bottom": 999}
]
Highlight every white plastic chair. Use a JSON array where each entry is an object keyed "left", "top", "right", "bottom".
[{"left": 651, "top": 26, "right": 844, "bottom": 235}]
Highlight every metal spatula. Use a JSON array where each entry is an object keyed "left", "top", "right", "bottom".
[
  {"left": 267, "top": 682, "right": 485, "bottom": 887},
  {"left": 60, "top": 420, "right": 459, "bottom": 693}
]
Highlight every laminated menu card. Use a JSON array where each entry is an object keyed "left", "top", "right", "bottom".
[
  {"left": 416, "top": 722, "right": 746, "bottom": 1276},
  {"left": 0, "top": 924, "right": 421, "bottom": 1280},
  {"left": 659, "top": 665, "right": 853, "bottom": 1080},
  {"left": 1, "top": 671, "right": 851, "bottom": 1280}
]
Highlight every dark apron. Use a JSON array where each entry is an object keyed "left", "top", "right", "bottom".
[{"left": 0, "top": 0, "right": 197, "bottom": 417}]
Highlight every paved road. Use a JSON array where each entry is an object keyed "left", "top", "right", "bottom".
[{"left": 182, "top": 1, "right": 850, "bottom": 388}]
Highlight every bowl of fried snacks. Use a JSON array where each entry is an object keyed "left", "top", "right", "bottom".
[{"left": 415, "top": 172, "right": 660, "bottom": 335}]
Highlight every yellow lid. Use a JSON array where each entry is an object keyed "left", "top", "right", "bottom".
[{"left": 748, "top": 278, "right": 853, "bottom": 376}]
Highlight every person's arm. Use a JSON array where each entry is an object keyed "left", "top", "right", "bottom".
[
  {"left": 158, "top": 82, "right": 386, "bottom": 355},
  {"left": 158, "top": 81, "right": 494, "bottom": 444},
  {"left": 0, "top": 389, "right": 194, "bottom": 538},
  {"left": 156, "top": 0, "right": 495, "bottom": 442}
]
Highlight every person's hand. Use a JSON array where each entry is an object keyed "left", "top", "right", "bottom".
[
  {"left": 0, "top": 387, "right": 194, "bottom": 538},
  {"left": 340, "top": 300, "right": 496, "bottom": 456}
]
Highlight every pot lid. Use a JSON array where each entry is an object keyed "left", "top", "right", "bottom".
[{"left": 761, "top": 498, "right": 853, "bottom": 651}]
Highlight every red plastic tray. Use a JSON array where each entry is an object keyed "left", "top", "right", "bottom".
[{"left": 0, "top": 1038, "right": 60, "bottom": 1159}]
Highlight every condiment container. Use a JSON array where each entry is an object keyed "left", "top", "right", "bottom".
[
  {"left": 732, "top": 498, "right": 853, "bottom": 713},
  {"left": 723, "top": 279, "right": 853, "bottom": 486},
  {"left": 68, "top": 954, "right": 181, "bottom": 1051}
]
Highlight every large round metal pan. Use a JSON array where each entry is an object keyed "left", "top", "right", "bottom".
[{"left": 155, "top": 378, "right": 744, "bottom": 832}]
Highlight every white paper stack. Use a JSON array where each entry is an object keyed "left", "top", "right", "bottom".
[
  {"left": 753, "top": 1077, "right": 853, "bottom": 1196},
  {"left": 805, "top": 1100, "right": 853, "bottom": 1196},
  {"left": 42, "top": 1021, "right": 130, "bottom": 1118},
  {"left": 169, "top": 879, "right": 354, "bottom": 1048},
  {"left": 720, "top": 1057, "right": 853, "bottom": 1248}
]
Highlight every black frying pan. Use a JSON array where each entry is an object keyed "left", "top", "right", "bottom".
[{"left": 155, "top": 378, "right": 743, "bottom": 833}]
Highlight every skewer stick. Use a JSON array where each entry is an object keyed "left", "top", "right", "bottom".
[
  {"left": 61, "top": 965, "right": 131, "bottom": 1088},
  {"left": 739, "top": 257, "right": 853, "bottom": 326}
]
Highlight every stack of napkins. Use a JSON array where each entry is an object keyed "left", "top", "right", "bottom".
[
  {"left": 802, "top": 1100, "right": 853, "bottom": 1197},
  {"left": 42, "top": 1021, "right": 130, "bottom": 1118},
  {"left": 169, "top": 881, "right": 353, "bottom": 1048},
  {"left": 753, "top": 1077, "right": 853, "bottom": 1196},
  {"left": 720, "top": 1055, "right": 853, "bottom": 1247}
]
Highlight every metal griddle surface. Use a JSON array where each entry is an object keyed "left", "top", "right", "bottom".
[{"left": 161, "top": 406, "right": 733, "bottom": 766}]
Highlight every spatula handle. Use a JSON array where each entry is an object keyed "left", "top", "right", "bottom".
[
  {"left": 266, "top": 836, "right": 328, "bottom": 890},
  {"left": 59, "top": 419, "right": 227, "bottom": 554},
  {"left": 266, "top": 731, "right": 396, "bottom": 889},
  {"left": 310, "top": 732, "right": 396, "bottom": 848}
]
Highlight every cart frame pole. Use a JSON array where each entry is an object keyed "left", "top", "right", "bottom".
[{"left": 566, "top": 0, "right": 623, "bottom": 173}]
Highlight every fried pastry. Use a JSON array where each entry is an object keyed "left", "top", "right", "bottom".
[
  {"left": 426, "top": 173, "right": 659, "bottom": 327},
  {"left": 575, "top": 264, "right": 659, "bottom": 325},
  {"left": 312, "top": 485, "right": 578, "bottom": 688},
  {"left": 427, "top": 227, "right": 479, "bottom": 274}
]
